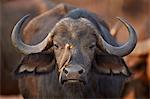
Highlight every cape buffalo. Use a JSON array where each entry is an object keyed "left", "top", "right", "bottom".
[{"left": 11, "top": 5, "right": 137, "bottom": 99}]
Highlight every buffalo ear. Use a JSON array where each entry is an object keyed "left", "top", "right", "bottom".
[
  {"left": 93, "top": 53, "right": 131, "bottom": 76},
  {"left": 15, "top": 51, "right": 55, "bottom": 75}
]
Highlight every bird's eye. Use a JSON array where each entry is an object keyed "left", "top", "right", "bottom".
[{"left": 53, "top": 44, "right": 59, "bottom": 49}]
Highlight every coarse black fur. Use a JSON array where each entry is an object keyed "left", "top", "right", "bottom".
[{"left": 65, "top": 8, "right": 118, "bottom": 46}]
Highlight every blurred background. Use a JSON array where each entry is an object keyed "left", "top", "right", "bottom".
[{"left": 0, "top": 0, "right": 149, "bottom": 98}]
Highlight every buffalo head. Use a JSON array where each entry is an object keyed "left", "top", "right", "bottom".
[{"left": 11, "top": 9, "right": 137, "bottom": 85}]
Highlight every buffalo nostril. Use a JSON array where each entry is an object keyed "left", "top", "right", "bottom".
[
  {"left": 63, "top": 68, "right": 68, "bottom": 74},
  {"left": 78, "top": 69, "right": 84, "bottom": 74}
]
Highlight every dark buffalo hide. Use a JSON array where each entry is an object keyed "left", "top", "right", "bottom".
[
  {"left": 15, "top": 51, "right": 130, "bottom": 99},
  {"left": 12, "top": 4, "right": 132, "bottom": 99}
]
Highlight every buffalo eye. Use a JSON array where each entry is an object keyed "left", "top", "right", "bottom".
[{"left": 89, "top": 43, "right": 96, "bottom": 49}]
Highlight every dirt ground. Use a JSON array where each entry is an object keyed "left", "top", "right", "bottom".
[{"left": 0, "top": 95, "right": 23, "bottom": 99}]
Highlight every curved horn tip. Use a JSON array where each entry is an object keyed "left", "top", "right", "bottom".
[
  {"left": 100, "top": 17, "right": 137, "bottom": 57},
  {"left": 115, "top": 17, "right": 131, "bottom": 27},
  {"left": 24, "top": 14, "right": 30, "bottom": 17},
  {"left": 19, "top": 14, "right": 30, "bottom": 21}
]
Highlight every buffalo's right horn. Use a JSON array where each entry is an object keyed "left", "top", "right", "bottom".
[{"left": 11, "top": 15, "right": 52, "bottom": 54}]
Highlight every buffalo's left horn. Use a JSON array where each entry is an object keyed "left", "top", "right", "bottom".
[
  {"left": 11, "top": 15, "right": 52, "bottom": 54},
  {"left": 99, "top": 17, "right": 137, "bottom": 57}
]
